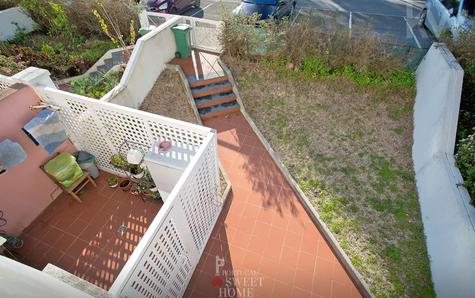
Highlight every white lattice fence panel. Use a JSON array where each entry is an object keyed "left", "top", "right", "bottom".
[
  {"left": 193, "top": 20, "right": 223, "bottom": 53},
  {"left": 111, "top": 134, "right": 222, "bottom": 298},
  {"left": 123, "top": 217, "right": 193, "bottom": 298},
  {"left": 0, "top": 75, "right": 15, "bottom": 90},
  {"left": 41, "top": 88, "right": 211, "bottom": 174},
  {"left": 179, "top": 134, "right": 221, "bottom": 252}
]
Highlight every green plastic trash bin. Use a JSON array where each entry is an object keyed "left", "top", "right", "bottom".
[{"left": 171, "top": 24, "right": 192, "bottom": 58}]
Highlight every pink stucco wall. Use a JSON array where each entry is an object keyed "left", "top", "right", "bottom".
[{"left": 0, "top": 85, "right": 76, "bottom": 236}]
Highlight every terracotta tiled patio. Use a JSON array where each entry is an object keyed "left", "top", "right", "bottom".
[
  {"left": 13, "top": 172, "right": 162, "bottom": 290},
  {"left": 185, "top": 112, "right": 362, "bottom": 298}
]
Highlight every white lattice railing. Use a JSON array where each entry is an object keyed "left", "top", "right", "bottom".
[
  {"left": 109, "top": 131, "right": 221, "bottom": 298},
  {"left": 40, "top": 87, "right": 212, "bottom": 175}
]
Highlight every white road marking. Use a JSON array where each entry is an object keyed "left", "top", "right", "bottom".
[
  {"left": 192, "top": 2, "right": 217, "bottom": 16},
  {"left": 403, "top": 16, "right": 422, "bottom": 48},
  {"left": 290, "top": 8, "right": 302, "bottom": 26},
  {"left": 349, "top": 11, "right": 352, "bottom": 29}
]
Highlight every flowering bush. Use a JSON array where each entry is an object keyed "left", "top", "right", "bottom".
[{"left": 456, "top": 134, "right": 475, "bottom": 203}]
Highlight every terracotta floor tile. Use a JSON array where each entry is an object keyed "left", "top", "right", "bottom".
[
  {"left": 55, "top": 232, "right": 76, "bottom": 252},
  {"left": 292, "top": 286, "right": 312, "bottom": 298},
  {"left": 317, "top": 239, "right": 337, "bottom": 262},
  {"left": 297, "top": 251, "right": 317, "bottom": 274},
  {"left": 313, "top": 274, "right": 333, "bottom": 298},
  {"left": 241, "top": 250, "right": 262, "bottom": 271},
  {"left": 66, "top": 219, "right": 89, "bottom": 237},
  {"left": 293, "top": 268, "right": 315, "bottom": 292},
  {"left": 331, "top": 281, "right": 353, "bottom": 298},
  {"left": 284, "top": 231, "right": 303, "bottom": 251},
  {"left": 273, "top": 280, "right": 294, "bottom": 298}
]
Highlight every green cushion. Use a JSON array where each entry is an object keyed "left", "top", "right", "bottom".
[{"left": 44, "top": 152, "right": 83, "bottom": 188}]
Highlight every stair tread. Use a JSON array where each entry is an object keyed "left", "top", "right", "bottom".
[
  {"left": 188, "top": 75, "right": 228, "bottom": 87},
  {"left": 194, "top": 92, "right": 234, "bottom": 104},
  {"left": 198, "top": 101, "right": 239, "bottom": 116},
  {"left": 191, "top": 81, "right": 231, "bottom": 92}
]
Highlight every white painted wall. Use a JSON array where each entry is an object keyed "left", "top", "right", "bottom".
[
  {"left": 413, "top": 43, "right": 475, "bottom": 298},
  {"left": 0, "top": 7, "right": 36, "bottom": 41},
  {"left": 0, "top": 256, "right": 92, "bottom": 298},
  {"left": 103, "top": 17, "right": 179, "bottom": 109}
]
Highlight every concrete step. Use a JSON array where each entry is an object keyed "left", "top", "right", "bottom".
[
  {"left": 111, "top": 51, "right": 124, "bottom": 62},
  {"left": 198, "top": 101, "right": 240, "bottom": 120},
  {"left": 104, "top": 58, "right": 113, "bottom": 69},
  {"left": 96, "top": 64, "right": 108, "bottom": 74},
  {"left": 195, "top": 92, "right": 236, "bottom": 109},
  {"left": 188, "top": 75, "right": 229, "bottom": 88},
  {"left": 192, "top": 81, "right": 232, "bottom": 99}
]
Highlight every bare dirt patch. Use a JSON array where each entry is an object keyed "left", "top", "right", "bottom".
[
  {"left": 140, "top": 69, "right": 199, "bottom": 124},
  {"left": 225, "top": 56, "right": 433, "bottom": 298}
]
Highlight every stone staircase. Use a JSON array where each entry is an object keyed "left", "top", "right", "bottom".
[
  {"left": 88, "top": 50, "right": 125, "bottom": 79},
  {"left": 188, "top": 75, "right": 239, "bottom": 120}
]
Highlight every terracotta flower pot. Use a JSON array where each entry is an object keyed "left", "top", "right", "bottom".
[{"left": 119, "top": 179, "right": 132, "bottom": 192}]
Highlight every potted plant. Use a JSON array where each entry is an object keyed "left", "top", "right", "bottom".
[
  {"left": 129, "top": 165, "right": 144, "bottom": 179},
  {"left": 119, "top": 178, "right": 132, "bottom": 192},
  {"left": 110, "top": 154, "right": 130, "bottom": 171},
  {"left": 108, "top": 176, "right": 119, "bottom": 188}
]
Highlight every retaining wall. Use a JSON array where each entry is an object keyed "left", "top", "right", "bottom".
[
  {"left": 413, "top": 43, "right": 475, "bottom": 298},
  {"left": 0, "top": 7, "right": 36, "bottom": 41}
]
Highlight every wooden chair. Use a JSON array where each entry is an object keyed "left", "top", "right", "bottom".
[{"left": 40, "top": 153, "right": 97, "bottom": 203}]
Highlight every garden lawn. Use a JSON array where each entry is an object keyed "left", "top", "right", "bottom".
[{"left": 226, "top": 57, "right": 434, "bottom": 297}]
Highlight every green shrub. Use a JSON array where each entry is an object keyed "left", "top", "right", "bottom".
[
  {"left": 19, "top": 0, "right": 74, "bottom": 38},
  {"left": 0, "top": 0, "right": 20, "bottom": 10},
  {"left": 70, "top": 70, "right": 122, "bottom": 99},
  {"left": 456, "top": 134, "right": 475, "bottom": 203},
  {"left": 443, "top": 28, "right": 475, "bottom": 141},
  {"left": 220, "top": 13, "right": 414, "bottom": 93},
  {"left": 64, "top": 0, "right": 141, "bottom": 42}
]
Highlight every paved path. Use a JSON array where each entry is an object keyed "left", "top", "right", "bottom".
[{"left": 184, "top": 112, "right": 361, "bottom": 297}]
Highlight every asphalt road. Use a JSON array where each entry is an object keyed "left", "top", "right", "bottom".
[{"left": 182, "top": 0, "right": 434, "bottom": 49}]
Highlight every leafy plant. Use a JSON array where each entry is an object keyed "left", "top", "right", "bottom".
[
  {"left": 70, "top": 70, "right": 121, "bottom": 99},
  {"left": 108, "top": 176, "right": 119, "bottom": 186},
  {"left": 20, "top": 0, "right": 74, "bottom": 38},
  {"left": 110, "top": 153, "right": 130, "bottom": 171},
  {"left": 456, "top": 134, "right": 475, "bottom": 203}
]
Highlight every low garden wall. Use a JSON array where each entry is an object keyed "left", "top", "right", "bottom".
[
  {"left": 102, "top": 16, "right": 179, "bottom": 109},
  {"left": 0, "top": 7, "right": 36, "bottom": 41},
  {"left": 413, "top": 43, "right": 475, "bottom": 297}
]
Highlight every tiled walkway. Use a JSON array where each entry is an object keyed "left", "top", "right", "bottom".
[
  {"left": 15, "top": 172, "right": 162, "bottom": 290},
  {"left": 185, "top": 112, "right": 361, "bottom": 297}
]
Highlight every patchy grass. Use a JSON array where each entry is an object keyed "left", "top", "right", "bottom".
[
  {"left": 140, "top": 69, "right": 199, "bottom": 124},
  {"left": 226, "top": 56, "right": 433, "bottom": 297}
]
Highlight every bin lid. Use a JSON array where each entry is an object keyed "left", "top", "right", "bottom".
[{"left": 172, "top": 24, "right": 192, "bottom": 31}]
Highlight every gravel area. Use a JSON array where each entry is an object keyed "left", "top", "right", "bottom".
[{"left": 140, "top": 69, "right": 199, "bottom": 124}]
